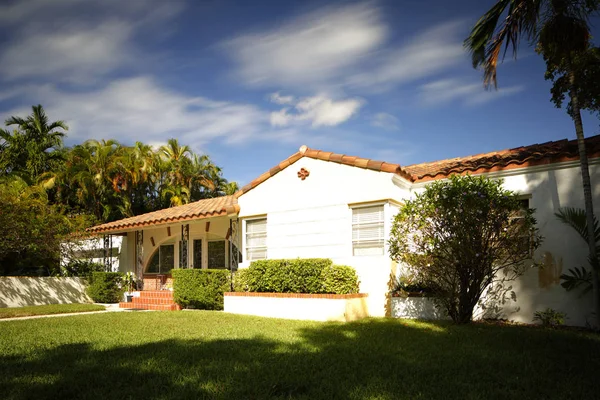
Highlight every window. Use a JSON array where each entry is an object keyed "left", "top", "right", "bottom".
[
  {"left": 208, "top": 240, "right": 226, "bottom": 269},
  {"left": 513, "top": 198, "right": 533, "bottom": 257},
  {"left": 193, "top": 239, "right": 202, "bottom": 269},
  {"left": 246, "top": 218, "right": 267, "bottom": 261},
  {"left": 352, "top": 205, "right": 385, "bottom": 256},
  {"left": 146, "top": 244, "right": 175, "bottom": 274}
]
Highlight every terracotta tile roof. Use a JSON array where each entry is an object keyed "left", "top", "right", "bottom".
[
  {"left": 404, "top": 134, "right": 600, "bottom": 182},
  {"left": 89, "top": 135, "right": 600, "bottom": 234},
  {"left": 234, "top": 145, "right": 414, "bottom": 197},
  {"left": 88, "top": 196, "right": 239, "bottom": 234}
]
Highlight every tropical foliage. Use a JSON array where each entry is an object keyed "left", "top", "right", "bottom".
[
  {"left": 389, "top": 175, "right": 542, "bottom": 324},
  {"left": 465, "top": 0, "right": 600, "bottom": 326},
  {"left": 0, "top": 105, "right": 236, "bottom": 275},
  {"left": 556, "top": 207, "right": 600, "bottom": 295}
]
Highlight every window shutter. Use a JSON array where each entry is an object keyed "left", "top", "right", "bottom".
[
  {"left": 352, "top": 205, "right": 384, "bottom": 256},
  {"left": 246, "top": 218, "right": 267, "bottom": 261}
]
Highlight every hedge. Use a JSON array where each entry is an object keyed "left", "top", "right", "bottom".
[
  {"left": 87, "top": 272, "right": 124, "bottom": 303},
  {"left": 172, "top": 269, "right": 230, "bottom": 310},
  {"left": 321, "top": 264, "right": 360, "bottom": 294},
  {"left": 236, "top": 258, "right": 360, "bottom": 294}
]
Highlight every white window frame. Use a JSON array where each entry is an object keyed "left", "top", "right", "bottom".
[
  {"left": 245, "top": 217, "right": 267, "bottom": 261},
  {"left": 351, "top": 204, "right": 385, "bottom": 256}
]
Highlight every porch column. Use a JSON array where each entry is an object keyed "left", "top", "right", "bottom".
[
  {"left": 229, "top": 218, "right": 239, "bottom": 271},
  {"left": 103, "top": 234, "right": 112, "bottom": 272},
  {"left": 135, "top": 230, "right": 144, "bottom": 285},
  {"left": 180, "top": 224, "right": 189, "bottom": 268}
]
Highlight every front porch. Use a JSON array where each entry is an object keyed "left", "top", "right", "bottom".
[{"left": 87, "top": 196, "right": 241, "bottom": 310}]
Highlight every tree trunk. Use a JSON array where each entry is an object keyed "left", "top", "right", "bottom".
[{"left": 569, "top": 70, "right": 600, "bottom": 329}]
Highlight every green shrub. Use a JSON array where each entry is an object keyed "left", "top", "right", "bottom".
[
  {"left": 232, "top": 269, "right": 249, "bottom": 292},
  {"left": 62, "top": 260, "right": 105, "bottom": 280},
  {"left": 243, "top": 258, "right": 333, "bottom": 293},
  {"left": 172, "top": 269, "right": 230, "bottom": 310},
  {"left": 321, "top": 265, "right": 360, "bottom": 294},
  {"left": 87, "top": 272, "right": 124, "bottom": 303},
  {"left": 237, "top": 259, "right": 360, "bottom": 294},
  {"left": 533, "top": 308, "right": 566, "bottom": 326}
]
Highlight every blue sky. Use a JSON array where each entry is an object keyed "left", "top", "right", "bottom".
[{"left": 0, "top": 0, "right": 598, "bottom": 186}]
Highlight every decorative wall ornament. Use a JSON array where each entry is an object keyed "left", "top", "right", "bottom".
[{"left": 297, "top": 167, "right": 310, "bottom": 180}]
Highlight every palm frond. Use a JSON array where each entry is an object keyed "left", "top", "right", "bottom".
[
  {"left": 555, "top": 207, "right": 600, "bottom": 244},
  {"left": 560, "top": 266, "right": 593, "bottom": 294},
  {"left": 465, "top": 0, "right": 542, "bottom": 88}
]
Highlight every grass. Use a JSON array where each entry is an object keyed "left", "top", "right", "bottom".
[
  {"left": 0, "top": 303, "right": 105, "bottom": 319},
  {"left": 0, "top": 312, "right": 598, "bottom": 399}
]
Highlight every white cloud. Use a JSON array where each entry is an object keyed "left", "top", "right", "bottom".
[
  {"left": 1, "top": 21, "right": 134, "bottom": 83},
  {"left": 269, "top": 94, "right": 363, "bottom": 128},
  {"left": 419, "top": 79, "right": 524, "bottom": 107},
  {"left": 269, "top": 92, "right": 295, "bottom": 105},
  {"left": 0, "top": 0, "right": 183, "bottom": 83},
  {"left": 224, "top": 3, "right": 386, "bottom": 88},
  {"left": 347, "top": 21, "right": 467, "bottom": 91},
  {"left": 371, "top": 113, "right": 400, "bottom": 130},
  {"left": 1, "top": 77, "right": 269, "bottom": 148}
]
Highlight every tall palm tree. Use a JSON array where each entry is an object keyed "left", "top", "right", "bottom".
[
  {"left": 1, "top": 105, "right": 68, "bottom": 179},
  {"left": 465, "top": 0, "right": 600, "bottom": 326},
  {"left": 160, "top": 138, "right": 192, "bottom": 188}
]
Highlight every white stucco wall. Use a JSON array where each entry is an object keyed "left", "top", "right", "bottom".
[
  {"left": 0, "top": 277, "right": 92, "bottom": 307},
  {"left": 237, "top": 157, "right": 411, "bottom": 316},
  {"left": 224, "top": 293, "right": 369, "bottom": 322}
]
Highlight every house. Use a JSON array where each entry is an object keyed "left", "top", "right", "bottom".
[
  {"left": 60, "top": 235, "right": 125, "bottom": 272},
  {"left": 88, "top": 135, "right": 600, "bottom": 325}
]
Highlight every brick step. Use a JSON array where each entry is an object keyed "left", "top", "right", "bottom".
[
  {"left": 119, "top": 302, "right": 181, "bottom": 311},
  {"left": 131, "top": 297, "right": 175, "bottom": 305},
  {"left": 137, "top": 291, "right": 174, "bottom": 299}
]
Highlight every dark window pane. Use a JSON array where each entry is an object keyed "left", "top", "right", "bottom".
[
  {"left": 208, "top": 241, "right": 225, "bottom": 269},
  {"left": 193, "top": 239, "right": 202, "bottom": 269},
  {"left": 147, "top": 250, "right": 160, "bottom": 273},
  {"left": 160, "top": 245, "right": 175, "bottom": 274}
]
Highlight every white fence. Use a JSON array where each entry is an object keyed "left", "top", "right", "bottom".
[{"left": 0, "top": 277, "right": 91, "bottom": 308}]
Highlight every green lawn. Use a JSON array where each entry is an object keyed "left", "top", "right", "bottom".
[
  {"left": 0, "top": 303, "right": 105, "bottom": 319},
  {"left": 0, "top": 312, "right": 598, "bottom": 399}
]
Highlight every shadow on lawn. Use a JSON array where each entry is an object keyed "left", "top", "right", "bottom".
[{"left": 0, "top": 319, "right": 599, "bottom": 399}]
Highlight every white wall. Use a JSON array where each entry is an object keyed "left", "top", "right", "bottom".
[
  {"left": 0, "top": 277, "right": 92, "bottom": 307},
  {"left": 238, "top": 157, "right": 410, "bottom": 316},
  {"left": 224, "top": 293, "right": 369, "bottom": 322}
]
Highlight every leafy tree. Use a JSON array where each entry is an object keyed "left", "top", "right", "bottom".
[
  {"left": 389, "top": 175, "right": 542, "bottom": 324},
  {"left": 465, "top": 0, "right": 600, "bottom": 327},
  {"left": 0, "top": 176, "right": 88, "bottom": 276}
]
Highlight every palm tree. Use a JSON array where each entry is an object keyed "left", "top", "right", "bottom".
[
  {"left": 465, "top": 0, "right": 600, "bottom": 326},
  {"left": 160, "top": 138, "right": 192, "bottom": 188},
  {"left": 1, "top": 105, "right": 68, "bottom": 179}
]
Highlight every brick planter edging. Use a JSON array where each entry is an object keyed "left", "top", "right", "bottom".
[{"left": 224, "top": 292, "right": 368, "bottom": 299}]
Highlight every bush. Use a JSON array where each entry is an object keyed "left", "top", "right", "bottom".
[
  {"left": 87, "top": 272, "right": 124, "bottom": 303},
  {"left": 390, "top": 274, "right": 434, "bottom": 297},
  {"left": 236, "top": 258, "right": 360, "bottom": 294},
  {"left": 389, "top": 174, "right": 542, "bottom": 324},
  {"left": 172, "top": 269, "right": 230, "bottom": 310},
  {"left": 243, "top": 258, "right": 332, "bottom": 293},
  {"left": 62, "top": 260, "right": 105, "bottom": 280},
  {"left": 321, "top": 265, "right": 359, "bottom": 294},
  {"left": 232, "top": 269, "right": 249, "bottom": 292},
  {"left": 533, "top": 308, "right": 566, "bottom": 326}
]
